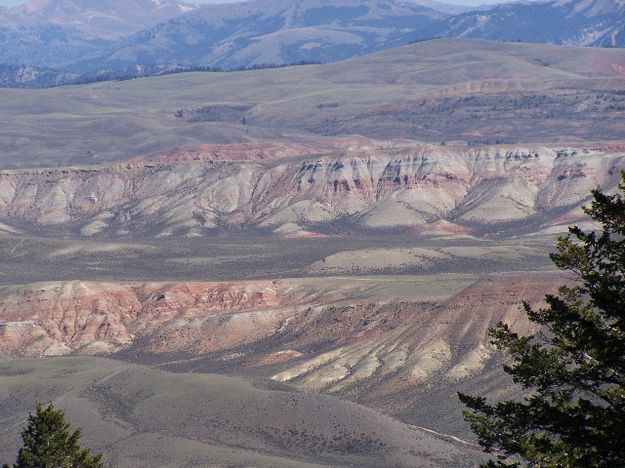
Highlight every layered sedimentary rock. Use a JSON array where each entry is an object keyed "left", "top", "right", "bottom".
[
  {"left": 0, "top": 144, "right": 622, "bottom": 237},
  {"left": 0, "top": 273, "right": 559, "bottom": 393},
  {"left": 269, "top": 273, "right": 556, "bottom": 395},
  {"left": 0, "top": 280, "right": 301, "bottom": 356}
]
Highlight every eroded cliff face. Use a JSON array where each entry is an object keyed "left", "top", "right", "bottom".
[
  {"left": 0, "top": 280, "right": 303, "bottom": 356},
  {"left": 0, "top": 144, "right": 622, "bottom": 237},
  {"left": 0, "top": 273, "right": 559, "bottom": 394}
]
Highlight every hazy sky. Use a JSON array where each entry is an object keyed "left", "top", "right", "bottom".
[{"left": 0, "top": 0, "right": 510, "bottom": 8}]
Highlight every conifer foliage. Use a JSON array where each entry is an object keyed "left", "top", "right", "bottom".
[
  {"left": 459, "top": 173, "right": 625, "bottom": 467},
  {"left": 4, "top": 403, "right": 103, "bottom": 468}
]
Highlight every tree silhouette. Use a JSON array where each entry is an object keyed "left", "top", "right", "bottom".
[
  {"left": 4, "top": 403, "right": 103, "bottom": 468},
  {"left": 459, "top": 173, "right": 625, "bottom": 467}
]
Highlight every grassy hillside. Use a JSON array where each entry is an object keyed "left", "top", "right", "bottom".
[
  {"left": 0, "top": 355, "right": 482, "bottom": 467},
  {"left": 0, "top": 232, "right": 555, "bottom": 285},
  {"left": 0, "top": 39, "right": 623, "bottom": 168}
]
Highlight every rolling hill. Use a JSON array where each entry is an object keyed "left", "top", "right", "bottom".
[
  {"left": 0, "top": 39, "right": 623, "bottom": 167},
  {"left": 0, "top": 0, "right": 623, "bottom": 86},
  {"left": 80, "top": 0, "right": 445, "bottom": 71},
  {"left": 0, "top": 355, "right": 483, "bottom": 466},
  {"left": 0, "top": 39, "right": 623, "bottom": 239}
]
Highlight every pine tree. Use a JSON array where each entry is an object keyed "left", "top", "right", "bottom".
[
  {"left": 4, "top": 403, "right": 103, "bottom": 468},
  {"left": 459, "top": 173, "right": 625, "bottom": 467}
]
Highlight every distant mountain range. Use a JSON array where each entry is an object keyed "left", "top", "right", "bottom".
[
  {"left": 1, "top": 0, "right": 196, "bottom": 38},
  {"left": 0, "top": 0, "right": 623, "bottom": 88},
  {"left": 443, "top": 0, "right": 625, "bottom": 47}
]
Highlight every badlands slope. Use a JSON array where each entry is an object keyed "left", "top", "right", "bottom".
[
  {"left": 1, "top": 39, "right": 623, "bottom": 465},
  {"left": 0, "top": 271, "right": 560, "bottom": 439},
  {"left": 0, "top": 144, "right": 623, "bottom": 238}
]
